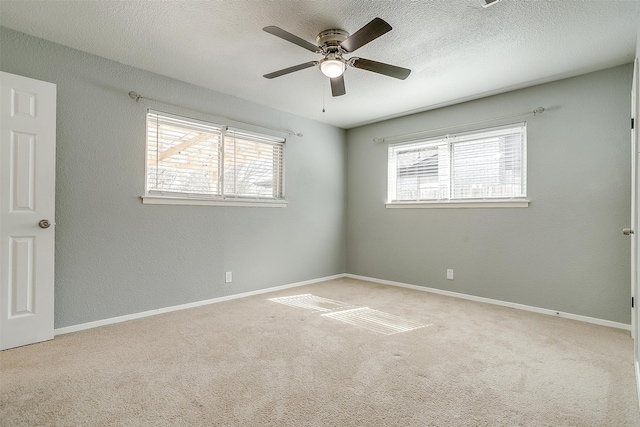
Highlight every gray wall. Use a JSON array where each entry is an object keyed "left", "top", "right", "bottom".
[
  {"left": 637, "top": 20, "right": 640, "bottom": 61},
  {"left": 346, "top": 64, "right": 633, "bottom": 324},
  {"left": 1, "top": 26, "right": 634, "bottom": 329},
  {"left": 0, "top": 27, "right": 347, "bottom": 329}
]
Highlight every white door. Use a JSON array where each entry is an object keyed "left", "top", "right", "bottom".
[
  {"left": 624, "top": 58, "right": 640, "bottom": 382},
  {"left": 632, "top": 58, "right": 640, "bottom": 405},
  {"left": 631, "top": 59, "right": 637, "bottom": 344},
  {"left": 0, "top": 72, "right": 56, "bottom": 350},
  {"left": 633, "top": 59, "right": 640, "bottom": 377}
]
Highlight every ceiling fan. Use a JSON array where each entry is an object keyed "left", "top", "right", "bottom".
[{"left": 262, "top": 18, "right": 411, "bottom": 97}]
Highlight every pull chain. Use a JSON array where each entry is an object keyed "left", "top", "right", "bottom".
[{"left": 322, "top": 87, "right": 326, "bottom": 113}]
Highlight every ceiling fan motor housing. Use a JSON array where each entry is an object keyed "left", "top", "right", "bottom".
[{"left": 316, "top": 29, "right": 349, "bottom": 53}]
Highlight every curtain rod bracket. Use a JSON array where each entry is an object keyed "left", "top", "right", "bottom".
[{"left": 129, "top": 91, "right": 142, "bottom": 102}]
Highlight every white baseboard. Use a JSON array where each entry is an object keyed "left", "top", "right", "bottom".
[
  {"left": 54, "top": 273, "right": 345, "bottom": 336},
  {"left": 55, "top": 272, "right": 631, "bottom": 336},
  {"left": 345, "top": 273, "right": 631, "bottom": 331}
]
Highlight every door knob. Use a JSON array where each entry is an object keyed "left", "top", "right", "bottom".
[
  {"left": 38, "top": 219, "right": 51, "bottom": 229},
  {"left": 623, "top": 228, "right": 634, "bottom": 235}
]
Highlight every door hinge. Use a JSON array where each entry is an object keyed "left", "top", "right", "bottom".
[
  {"left": 633, "top": 297, "right": 635, "bottom": 308},
  {"left": 633, "top": 118, "right": 635, "bottom": 129}
]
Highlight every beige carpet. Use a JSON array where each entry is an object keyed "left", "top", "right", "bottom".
[{"left": 1, "top": 278, "right": 638, "bottom": 426}]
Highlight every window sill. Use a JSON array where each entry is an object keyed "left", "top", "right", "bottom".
[
  {"left": 141, "top": 195, "right": 288, "bottom": 207},
  {"left": 385, "top": 200, "right": 530, "bottom": 209}
]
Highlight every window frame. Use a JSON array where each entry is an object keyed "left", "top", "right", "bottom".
[
  {"left": 142, "top": 110, "right": 287, "bottom": 207},
  {"left": 386, "top": 122, "right": 529, "bottom": 209}
]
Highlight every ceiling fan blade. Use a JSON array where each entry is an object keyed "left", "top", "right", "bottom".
[
  {"left": 263, "top": 61, "right": 318, "bottom": 79},
  {"left": 340, "top": 18, "right": 392, "bottom": 53},
  {"left": 350, "top": 57, "right": 411, "bottom": 80},
  {"left": 263, "top": 26, "right": 320, "bottom": 53},
  {"left": 330, "top": 75, "right": 346, "bottom": 97}
]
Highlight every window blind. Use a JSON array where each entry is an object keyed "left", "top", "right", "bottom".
[
  {"left": 223, "top": 130, "right": 285, "bottom": 199},
  {"left": 147, "top": 111, "right": 222, "bottom": 196},
  {"left": 146, "top": 110, "right": 285, "bottom": 200},
  {"left": 388, "top": 123, "right": 526, "bottom": 202}
]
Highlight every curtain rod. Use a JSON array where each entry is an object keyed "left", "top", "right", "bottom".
[
  {"left": 128, "top": 91, "right": 303, "bottom": 138},
  {"left": 373, "top": 107, "right": 545, "bottom": 143}
]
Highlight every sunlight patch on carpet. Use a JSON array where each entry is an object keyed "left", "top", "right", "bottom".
[
  {"left": 268, "top": 294, "right": 353, "bottom": 312},
  {"left": 321, "top": 307, "right": 429, "bottom": 335}
]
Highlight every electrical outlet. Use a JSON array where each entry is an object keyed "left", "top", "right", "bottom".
[
  {"left": 225, "top": 271, "right": 232, "bottom": 283},
  {"left": 446, "top": 269, "right": 454, "bottom": 280}
]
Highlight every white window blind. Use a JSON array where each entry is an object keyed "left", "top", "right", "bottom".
[
  {"left": 388, "top": 123, "right": 526, "bottom": 203},
  {"left": 146, "top": 110, "right": 285, "bottom": 200},
  {"left": 223, "top": 130, "right": 285, "bottom": 199}
]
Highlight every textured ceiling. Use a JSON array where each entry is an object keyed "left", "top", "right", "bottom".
[{"left": 1, "top": 0, "right": 638, "bottom": 129}]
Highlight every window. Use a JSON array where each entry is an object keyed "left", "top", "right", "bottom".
[
  {"left": 144, "top": 111, "right": 285, "bottom": 205},
  {"left": 387, "top": 123, "right": 527, "bottom": 206}
]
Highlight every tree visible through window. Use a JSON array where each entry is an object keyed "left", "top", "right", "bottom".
[{"left": 146, "top": 111, "right": 285, "bottom": 200}]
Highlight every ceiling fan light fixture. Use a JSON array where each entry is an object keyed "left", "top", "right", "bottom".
[{"left": 319, "top": 56, "right": 346, "bottom": 78}]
